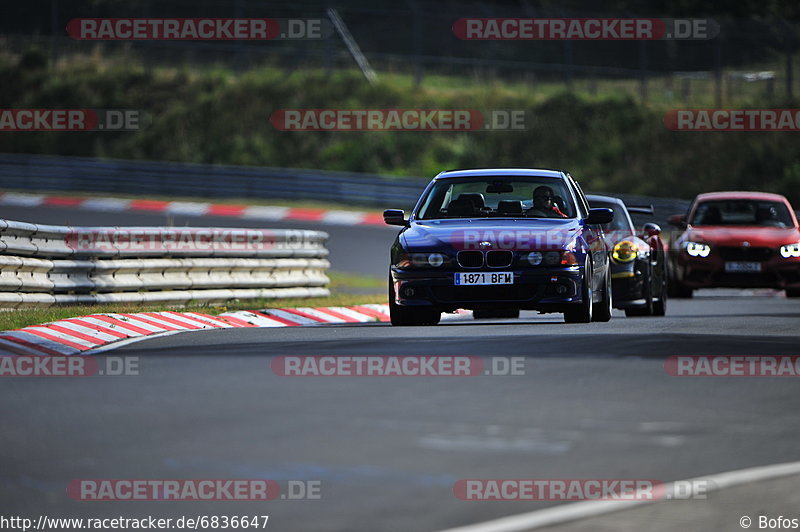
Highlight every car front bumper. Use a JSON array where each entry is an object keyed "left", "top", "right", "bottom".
[
  {"left": 671, "top": 252, "right": 800, "bottom": 289},
  {"left": 390, "top": 266, "right": 586, "bottom": 312}
]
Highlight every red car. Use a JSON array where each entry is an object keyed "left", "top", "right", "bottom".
[{"left": 667, "top": 191, "right": 800, "bottom": 298}]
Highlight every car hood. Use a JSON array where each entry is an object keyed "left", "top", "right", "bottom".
[
  {"left": 401, "top": 218, "right": 586, "bottom": 251},
  {"left": 683, "top": 226, "right": 800, "bottom": 247}
]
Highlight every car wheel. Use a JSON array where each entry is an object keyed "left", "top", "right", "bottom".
[
  {"left": 592, "top": 264, "right": 612, "bottom": 322},
  {"left": 473, "top": 309, "right": 520, "bottom": 319},
  {"left": 786, "top": 288, "right": 800, "bottom": 298},
  {"left": 564, "top": 260, "right": 593, "bottom": 323},
  {"left": 625, "top": 263, "right": 654, "bottom": 317},
  {"left": 389, "top": 277, "right": 441, "bottom": 326}
]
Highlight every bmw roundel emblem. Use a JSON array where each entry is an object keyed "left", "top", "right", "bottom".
[{"left": 479, "top": 241, "right": 492, "bottom": 249}]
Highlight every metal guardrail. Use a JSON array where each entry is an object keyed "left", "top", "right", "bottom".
[
  {"left": 3, "top": 154, "right": 794, "bottom": 234},
  {"left": 0, "top": 154, "right": 427, "bottom": 209},
  {"left": 0, "top": 154, "right": 702, "bottom": 218},
  {"left": 0, "top": 219, "right": 330, "bottom": 308}
]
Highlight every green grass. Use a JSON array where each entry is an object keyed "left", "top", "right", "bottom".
[
  {"left": 328, "top": 271, "right": 386, "bottom": 291},
  {"left": 372, "top": 54, "right": 795, "bottom": 109},
  {"left": 46, "top": 45, "right": 790, "bottom": 110},
  {"left": 3, "top": 45, "right": 800, "bottom": 210}
]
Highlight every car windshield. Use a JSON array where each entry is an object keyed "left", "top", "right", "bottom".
[
  {"left": 691, "top": 199, "right": 793, "bottom": 227},
  {"left": 416, "top": 176, "right": 577, "bottom": 220},
  {"left": 588, "top": 201, "right": 634, "bottom": 234}
]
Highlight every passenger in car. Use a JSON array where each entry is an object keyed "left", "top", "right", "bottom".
[{"left": 527, "top": 185, "right": 567, "bottom": 218}]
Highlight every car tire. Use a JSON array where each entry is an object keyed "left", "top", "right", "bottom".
[
  {"left": 389, "top": 277, "right": 441, "bottom": 326},
  {"left": 473, "top": 309, "right": 520, "bottom": 319},
  {"left": 786, "top": 288, "right": 800, "bottom": 298},
  {"left": 564, "top": 260, "right": 593, "bottom": 324},
  {"left": 625, "top": 263, "right": 654, "bottom": 317},
  {"left": 592, "top": 265, "right": 612, "bottom": 322}
]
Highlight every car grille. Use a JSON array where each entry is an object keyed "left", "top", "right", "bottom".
[
  {"left": 457, "top": 251, "right": 484, "bottom": 268},
  {"left": 486, "top": 250, "right": 513, "bottom": 268},
  {"left": 717, "top": 246, "right": 773, "bottom": 262}
]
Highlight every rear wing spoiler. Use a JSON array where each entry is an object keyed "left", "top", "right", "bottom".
[{"left": 626, "top": 205, "right": 654, "bottom": 215}]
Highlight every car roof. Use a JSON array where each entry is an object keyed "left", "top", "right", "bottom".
[
  {"left": 586, "top": 194, "right": 625, "bottom": 207},
  {"left": 434, "top": 168, "right": 565, "bottom": 180},
  {"left": 695, "top": 191, "right": 789, "bottom": 203}
]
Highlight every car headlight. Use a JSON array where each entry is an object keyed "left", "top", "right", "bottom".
[
  {"left": 612, "top": 240, "right": 638, "bottom": 263},
  {"left": 427, "top": 253, "right": 445, "bottom": 267},
  {"left": 780, "top": 243, "right": 800, "bottom": 258},
  {"left": 526, "top": 251, "right": 543, "bottom": 265},
  {"left": 526, "top": 251, "right": 578, "bottom": 266},
  {"left": 397, "top": 252, "right": 448, "bottom": 268},
  {"left": 684, "top": 241, "right": 711, "bottom": 258}
]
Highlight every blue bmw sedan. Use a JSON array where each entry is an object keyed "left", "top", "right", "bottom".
[{"left": 384, "top": 168, "right": 614, "bottom": 325}]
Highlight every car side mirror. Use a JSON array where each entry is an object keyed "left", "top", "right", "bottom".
[
  {"left": 643, "top": 223, "right": 661, "bottom": 236},
  {"left": 383, "top": 209, "right": 409, "bottom": 227},
  {"left": 667, "top": 214, "right": 687, "bottom": 228},
  {"left": 586, "top": 208, "right": 613, "bottom": 225}
]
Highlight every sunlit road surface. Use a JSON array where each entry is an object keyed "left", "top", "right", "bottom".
[{"left": 2, "top": 292, "right": 798, "bottom": 531}]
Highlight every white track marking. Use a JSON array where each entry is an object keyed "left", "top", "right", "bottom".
[
  {"left": 437, "top": 461, "right": 800, "bottom": 532},
  {"left": 164, "top": 202, "right": 211, "bottom": 216},
  {"left": 0, "top": 193, "right": 45, "bottom": 206},
  {"left": 241, "top": 206, "right": 291, "bottom": 220},
  {"left": 320, "top": 210, "right": 367, "bottom": 225},
  {"left": 80, "top": 198, "right": 132, "bottom": 211}
]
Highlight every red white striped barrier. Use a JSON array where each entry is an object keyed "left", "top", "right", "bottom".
[{"left": 0, "top": 192, "right": 388, "bottom": 227}]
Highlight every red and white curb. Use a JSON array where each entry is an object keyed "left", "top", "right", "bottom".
[
  {"left": 0, "top": 306, "right": 471, "bottom": 356},
  {"left": 0, "top": 192, "right": 389, "bottom": 227}
]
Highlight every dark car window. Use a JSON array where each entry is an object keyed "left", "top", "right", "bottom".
[
  {"left": 588, "top": 201, "right": 634, "bottom": 234},
  {"left": 416, "top": 176, "right": 577, "bottom": 219},
  {"left": 691, "top": 200, "right": 794, "bottom": 227}
]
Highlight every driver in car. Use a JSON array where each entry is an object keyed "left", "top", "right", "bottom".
[{"left": 526, "top": 185, "right": 567, "bottom": 218}]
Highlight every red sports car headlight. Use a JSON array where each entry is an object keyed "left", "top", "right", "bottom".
[{"left": 780, "top": 243, "right": 800, "bottom": 258}]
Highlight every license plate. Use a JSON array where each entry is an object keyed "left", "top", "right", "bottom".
[
  {"left": 454, "top": 272, "right": 514, "bottom": 285},
  {"left": 725, "top": 262, "right": 762, "bottom": 273}
]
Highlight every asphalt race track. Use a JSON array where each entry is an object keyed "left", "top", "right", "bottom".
[{"left": 1, "top": 205, "right": 799, "bottom": 531}]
